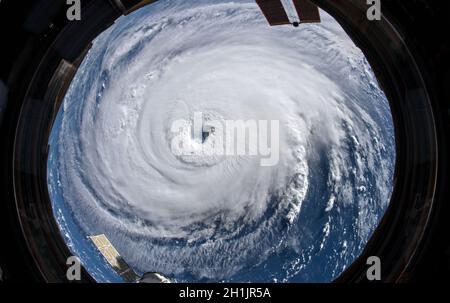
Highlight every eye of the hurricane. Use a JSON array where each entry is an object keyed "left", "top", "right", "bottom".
[{"left": 47, "top": 0, "right": 396, "bottom": 283}]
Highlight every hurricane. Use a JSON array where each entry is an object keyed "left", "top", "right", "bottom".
[{"left": 47, "top": 0, "right": 395, "bottom": 282}]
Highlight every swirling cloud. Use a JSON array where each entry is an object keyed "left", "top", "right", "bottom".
[{"left": 48, "top": 0, "right": 395, "bottom": 282}]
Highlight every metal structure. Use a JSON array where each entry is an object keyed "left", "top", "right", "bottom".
[
  {"left": 255, "top": 0, "right": 291, "bottom": 25},
  {"left": 256, "top": 0, "right": 320, "bottom": 26},
  {"left": 139, "top": 272, "right": 171, "bottom": 283},
  {"left": 293, "top": 0, "right": 321, "bottom": 23},
  {"left": 89, "top": 234, "right": 171, "bottom": 283},
  {"left": 89, "top": 234, "right": 140, "bottom": 283}
]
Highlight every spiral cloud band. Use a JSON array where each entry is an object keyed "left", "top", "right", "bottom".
[{"left": 47, "top": 0, "right": 395, "bottom": 282}]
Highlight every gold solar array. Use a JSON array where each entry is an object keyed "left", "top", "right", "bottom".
[{"left": 89, "top": 234, "right": 140, "bottom": 283}]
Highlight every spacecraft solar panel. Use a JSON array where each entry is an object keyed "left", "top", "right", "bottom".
[
  {"left": 292, "top": 0, "right": 321, "bottom": 23},
  {"left": 255, "top": 0, "right": 291, "bottom": 26},
  {"left": 89, "top": 234, "right": 140, "bottom": 283}
]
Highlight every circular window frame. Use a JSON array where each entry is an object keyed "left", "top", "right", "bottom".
[{"left": 6, "top": 0, "right": 439, "bottom": 282}]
